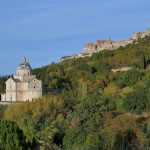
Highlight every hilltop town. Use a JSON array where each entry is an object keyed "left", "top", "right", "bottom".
[{"left": 61, "top": 28, "right": 150, "bottom": 61}]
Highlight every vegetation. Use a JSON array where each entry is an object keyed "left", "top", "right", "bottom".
[
  {"left": 0, "top": 120, "right": 30, "bottom": 150},
  {"left": 0, "top": 76, "right": 8, "bottom": 96},
  {"left": 1, "top": 36, "right": 150, "bottom": 149}
]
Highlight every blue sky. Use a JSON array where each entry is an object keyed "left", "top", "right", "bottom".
[{"left": 0, "top": 0, "right": 150, "bottom": 75}]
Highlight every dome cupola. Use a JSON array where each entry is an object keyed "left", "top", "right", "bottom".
[{"left": 17, "top": 57, "right": 32, "bottom": 76}]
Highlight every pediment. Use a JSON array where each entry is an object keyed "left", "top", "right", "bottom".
[
  {"left": 29, "top": 78, "right": 41, "bottom": 84},
  {"left": 5, "top": 78, "right": 16, "bottom": 83},
  {"left": 28, "top": 78, "right": 42, "bottom": 89}
]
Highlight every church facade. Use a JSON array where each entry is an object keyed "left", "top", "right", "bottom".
[{"left": 1, "top": 58, "right": 42, "bottom": 102}]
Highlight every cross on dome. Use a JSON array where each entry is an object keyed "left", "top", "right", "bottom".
[
  {"left": 22, "top": 57, "right": 29, "bottom": 64},
  {"left": 17, "top": 57, "right": 32, "bottom": 70}
]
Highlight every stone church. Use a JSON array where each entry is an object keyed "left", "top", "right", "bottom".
[{"left": 1, "top": 58, "right": 42, "bottom": 102}]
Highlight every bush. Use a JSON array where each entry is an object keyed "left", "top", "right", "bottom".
[
  {"left": 116, "top": 69, "right": 144, "bottom": 88},
  {"left": 123, "top": 88, "right": 149, "bottom": 114}
]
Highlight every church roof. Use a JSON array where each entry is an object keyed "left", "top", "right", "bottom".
[
  {"left": 13, "top": 78, "right": 21, "bottom": 82},
  {"left": 17, "top": 57, "right": 32, "bottom": 70},
  {"left": 5, "top": 77, "right": 21, "bottom": 83}
]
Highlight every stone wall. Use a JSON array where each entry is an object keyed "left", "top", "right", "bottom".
[
  {"left": 132, "top": 29, "right": 150, "bottom": 40},
  {"left": 84, "top": 43, "right": 96, "bottom": 54},
  {"left": 96, "top": 40, "right": 113, "bottom": 51}
]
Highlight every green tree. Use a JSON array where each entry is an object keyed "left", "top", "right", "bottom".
[
  {"left": 63, "top": 95, "right": 115, "bottom": 150},
  {"left": 116, "top": 69, "right": 143, "bottom": 88},
  {"left": 123, "top": 88, "right": 149, "bottom": 114},
  {"left": 0, "top": 120, "right": 29, "bottom": 150}
]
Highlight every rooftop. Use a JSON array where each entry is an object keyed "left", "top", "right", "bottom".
[{"left": 17, "top": 57, "right": 32, "bottom": 70}]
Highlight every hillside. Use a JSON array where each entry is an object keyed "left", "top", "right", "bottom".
[
  {"left": 1, "top": 36, "right": 150, "bottom": 149},
  {"left": 33, "top": 35, "right": 150, "bottom": 91}
]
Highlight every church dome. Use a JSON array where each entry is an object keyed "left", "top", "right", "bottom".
[
  {"left": 17, "top": 57, "right": 32, "bottom": 76},
  {"left": 17, "top": 57, "right": 32, "bottom": 70}
]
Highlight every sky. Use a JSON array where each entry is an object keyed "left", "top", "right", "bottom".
[{"left": 0, "top": 0, "right": 150, "bottom": 75}]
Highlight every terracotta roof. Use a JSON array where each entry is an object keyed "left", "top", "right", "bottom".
[{"left": 96, "top": 40, "right": 112, "bottom": 44}]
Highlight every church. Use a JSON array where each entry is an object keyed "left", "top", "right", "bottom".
[{"left": 1, "top": 58, "right": 42, "bottom": 102}]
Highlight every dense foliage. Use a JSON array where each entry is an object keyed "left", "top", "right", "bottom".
[
  {"left": 1, "top": 36, "right": 150, "bottom": 149},
  {"left": 0, "top": 76, "right": 8, "bottom": 96},
  {"left": 0, "top": 120, "right": 30, "bottom": 150}
]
